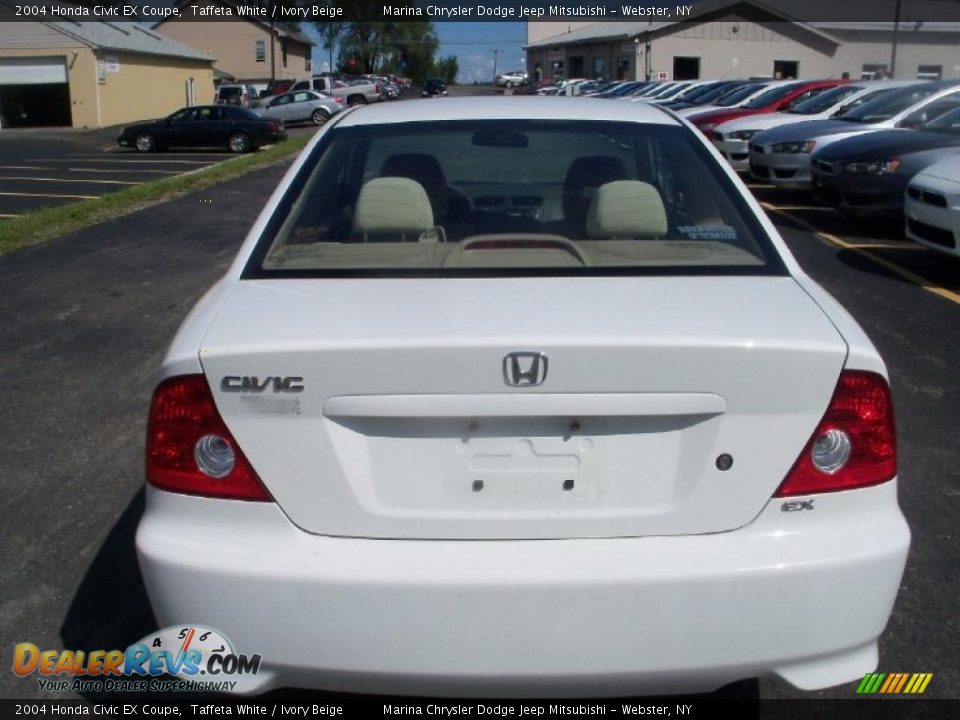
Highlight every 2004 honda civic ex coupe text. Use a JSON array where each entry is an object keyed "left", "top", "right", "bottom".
[{"left": 137, "top": 97, "right": 909, "bottom": 697}]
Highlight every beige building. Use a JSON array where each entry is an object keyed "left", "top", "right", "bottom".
[
  {"left": 526, "top": 0, "right": 960, "bottom": 83},
  {"left": 0, "top": 18, "right": 215, "bottom": 129},
  {"left": 154, "top": 0, "right": 314, "bottom": 87}
]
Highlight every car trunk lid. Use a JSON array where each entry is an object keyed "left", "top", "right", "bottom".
[{"left": 198, "top": 276, "right": 846, "bottom": 539}]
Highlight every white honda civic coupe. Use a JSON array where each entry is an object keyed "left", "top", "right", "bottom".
[{"left": 137, "top": 97, "right": 909, "bottom": 697}]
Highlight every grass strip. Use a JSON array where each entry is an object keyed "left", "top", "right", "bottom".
[{"left": 0, "top": 134, "right": 312, "bottom": 256}]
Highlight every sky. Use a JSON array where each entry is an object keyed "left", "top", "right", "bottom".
[
  {"left": 304, "top": 22, "right": 528, "bottom": 83},
  {"left": 434, "top": 22, "right": 528, "bottom": 84}
]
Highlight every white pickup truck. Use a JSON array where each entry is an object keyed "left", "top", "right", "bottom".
[{"left": 290, "top": 77, "right": 382, "bottom": 106}]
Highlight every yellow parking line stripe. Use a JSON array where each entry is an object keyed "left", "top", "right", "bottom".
[
  {"left": 0, "top": 191, "right": 98, "bottom": 199},
  {"left": 0, "top": 176, "right": 142, "bottom": 185},
  {"left": 768, "top": 205, "right": 836, "bottom": 212},
  {"left": 762, "top": 202, "right": 960, "bottom": 306},
  {"left": 841, "top": 243, "right": 928, "bottom": 251},
  {"left": 917, "top": 673, "right": 933, "bottom": 693}
]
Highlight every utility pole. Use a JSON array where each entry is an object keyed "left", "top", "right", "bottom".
[
  {"left": 890, "top": 0, "right": 902, "bottom": 78},
  {"left": 492, "top": 48, "right": 500, "bottom": 82},
  {"left": 644, "top": 20, "right": 652, "bottom": 81},
  {"left": 269, "top": 1, "right": 276, "bottom": 88}
]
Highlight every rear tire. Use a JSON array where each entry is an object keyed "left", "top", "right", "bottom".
[
  {"left": 134, "top": 132, "right": 156, "bottom": 153},
  {"left": 311, "top": 108, "right": 330, "bottom": 126},
  {"left": 347, "top": 94, "right": 366, "bottom": 107},
  {"left": 228, "top": 132, "right": 251, "bottom": 154}
]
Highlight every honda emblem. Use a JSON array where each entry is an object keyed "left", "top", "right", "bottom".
[{"left": 503, "top": 352, "right": 548, "bottom": 387}]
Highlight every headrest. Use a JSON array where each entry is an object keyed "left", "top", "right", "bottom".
[
  {"left": 586, "top": 181, "right": 668, "bottom": 238},
  {"left": 562, "top": 156, "right": 629, "bottom": 220},
  {"left": 352, "top": 177, "right": 434, "bottom": 235},
  {"left": 380, "top": 153, "right": 448, "bottom": 217}
]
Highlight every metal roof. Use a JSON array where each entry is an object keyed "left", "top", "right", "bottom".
[{"left": 46, "top": 19, "right": 214, "bottom": 62}]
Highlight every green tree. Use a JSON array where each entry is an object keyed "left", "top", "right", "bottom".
[
  {"left": 433, "top": 55, "right": 459, "bottom": 85},
  {"left": 317, "top": 1, "right": 439, "bottom": 83}
]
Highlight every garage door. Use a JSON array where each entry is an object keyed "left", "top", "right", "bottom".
[
  {"left": 0, "top": 57, "right": 71, "bottom": 127},
  {"left": 0, "top": 57, "right": 68, "bottom": 85}
]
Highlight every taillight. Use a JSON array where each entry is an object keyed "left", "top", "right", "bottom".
[
  {"left": 775, "top": 371, "right": 896, "bottom": 497},
  {"left": 267, "top": 120, "right": 281, "bottom": 132},
  {"left": 146, "top": 375, "right": 271, "bottom": 501},
  {"left": 375, "top": 83, "right": 380, "bottom": 94}
]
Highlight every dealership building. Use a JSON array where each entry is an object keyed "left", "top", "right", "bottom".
[{"left": 526, "top": 0, "right": 960, "bottom": 83}]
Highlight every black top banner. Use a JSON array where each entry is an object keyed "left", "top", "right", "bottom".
[{"left": 1, "top": 0, "right": 959, "bottom": 23}]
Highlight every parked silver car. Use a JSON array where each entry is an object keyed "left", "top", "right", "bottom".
[{"left": 253, "top": 90, "right": 344, "bottom": 126}]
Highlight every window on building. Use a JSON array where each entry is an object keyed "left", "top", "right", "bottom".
[
  {"left": 593, "top": 57, "right": 605, "bottom": 79},
  {"left": 617, "top": 55, "right": 631, "bottom": 81},
  {"left": 550, "top": 60, "right": 565, "bottom": 80},
  {"left": 282, "top": 40, "right": 288, "bottom": 69},
  {"left": 305, "top": 54, "right": 311, "bottom": 72},
  {"left": 569, "top": 56, "right": 584, "bottom": 78},
  {"left": 256, "top": 39, "right": 265, "bottom": 63},
  {"left": 773, "top": 60, "right": 799, "bottom": 80},
  {"left": 861, "top": 64, "right": 888, "bottom": 80},
  {"left": 673, "top": 56, "right": 700, "bottom": 81},
  {"left": 917, "top": 64, "right": 943, "bottom": 80}
]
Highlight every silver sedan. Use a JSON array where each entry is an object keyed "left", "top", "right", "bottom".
[{"left": 253, "top": 90, "right": 343, "bottom": 126}]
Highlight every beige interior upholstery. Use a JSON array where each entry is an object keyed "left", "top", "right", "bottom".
[
  {"left": 353, "top": 177, "right": 434, "bottom": 236},
  {"left": 586, "top": 181, "right": 668, "bottom": 238}
]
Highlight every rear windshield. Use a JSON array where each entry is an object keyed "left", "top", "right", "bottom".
[
  {"left": 246, "top": 120, "right": 783, "bottom": 278},
  {"left": 218, "top": 87, "right": 241, "bottom": 98}
]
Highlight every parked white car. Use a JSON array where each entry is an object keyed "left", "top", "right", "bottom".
[
  {"left": 253, "top": 90, "right": 344, "bottom": 126},
  {"left": 139, "top": 97, "right": 908, "bottom": 697},
  {"left": 905, "top": 154, "right": 960, "bottom": 257},
  {"left": 714, "top": 81, "right": 919, "bottom": 173},
  {"left": 749, "top": 81, "right": 960, "bottom": 188}
]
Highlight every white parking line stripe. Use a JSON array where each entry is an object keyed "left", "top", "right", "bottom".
[
  {"left": 0, "top": 191, "right": 99, "bottom": 199},
  {"left": 26, "top": 158, "right": 216, "bottom": 165},
  {"left": 67, "top": 168, "right": 181, "bottom": 175},
  {"left": 0, "top": 176, "right": 142, "bottom": 185},
  {"left": 0, "top": 166, "right": 48, "bottom": 171},
  {"left": 0, "top": 213, "right": 20, "bottom": 218}
]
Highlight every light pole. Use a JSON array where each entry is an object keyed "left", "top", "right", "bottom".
[{"left": 890, "top": 0, "right": 902, "bottom": 78}]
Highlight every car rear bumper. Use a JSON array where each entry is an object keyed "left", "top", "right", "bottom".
[{"left": 137, "top": 482, "right": 909, "bottom": 697}]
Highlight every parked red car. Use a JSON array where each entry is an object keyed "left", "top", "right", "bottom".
[{"left": 688, "top": 79, "right": 848, "bottom": 133}]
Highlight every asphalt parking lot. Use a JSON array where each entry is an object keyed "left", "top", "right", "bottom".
[
  {"left": 0, "top": 94, "right": 957, "bottom": 703},
  {"left": 0, "top": 124, "right": 319, "bottom": 219}
]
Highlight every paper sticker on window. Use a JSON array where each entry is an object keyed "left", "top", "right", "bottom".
[{"left": 677, "top": 225, "right": 738, "bottom": 241}]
